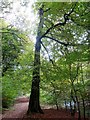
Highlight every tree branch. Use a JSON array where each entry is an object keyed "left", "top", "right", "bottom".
[
  {"left": 41, "top": 3, "right": 77, "bottom": 38},
  {"left": 1, "top": 31, "right": 27, "bottom": 43},
  {"left": 41, "top": 41, "right": 50, "bottom": 59},
  {"left": 44, "top": 8, "right": 50, "bottom": 12},
  {"left": 44, "top": 36, "right": 69, "bottom": 46},
  {"left": 44, "top": 35, "right": 85, "bottom": 47},
  {"left": 41, "top": 41, "right": 54, "bottom": 65}
]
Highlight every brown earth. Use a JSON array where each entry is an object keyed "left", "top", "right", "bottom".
[{"left": 1, "top": 97, "right": 89, "bottom": 120}]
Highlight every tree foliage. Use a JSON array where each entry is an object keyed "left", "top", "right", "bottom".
[
  {"left": 32, "top": 2, "right": 90, "bottom": 117},
  {"left": 1, "top": 19, "right": 34, "bottom": 108}
]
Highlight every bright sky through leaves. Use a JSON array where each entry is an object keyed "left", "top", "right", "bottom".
[{"left": 1, "top": 0, "right": 38, "bottom": 43}]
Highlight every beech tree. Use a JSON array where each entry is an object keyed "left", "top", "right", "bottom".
[{"left": 27, "top": 2, "right": 89, "bottom": 114}]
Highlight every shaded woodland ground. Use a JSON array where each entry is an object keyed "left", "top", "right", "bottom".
[{"left": 1, "top": 96, "right": 89, "bottom": 120}]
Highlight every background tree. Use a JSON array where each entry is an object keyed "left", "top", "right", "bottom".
[
  {"left": 1, "top": 19, "right": 34, "bottom": 108},
  {"left": 1, "top": 19, "right": 29, "bottom": 76}
]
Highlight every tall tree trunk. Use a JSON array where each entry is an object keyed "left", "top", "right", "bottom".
[{"left": 27, "top": 7, "right": 44, "bottom": 114}]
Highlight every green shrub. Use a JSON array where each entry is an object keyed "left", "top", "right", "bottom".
[{"left": 2, "top": 76, "right": 18, "bottom": 108}]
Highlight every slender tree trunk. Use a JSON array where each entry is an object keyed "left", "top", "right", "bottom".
[
  {"left": 82, "top": 98, "right": 86, "bottom": 120},
  {"left": 51, "top": 82, "right": 59, "bottom": 110},
  {"left": 77, "top": 102, "right": 81, "bottom": 120},
  {"left": 80, "top": 64, "right": 86, "bottom": 119},
  {"left": 74, "top": 102, "right": 76, "bottom": 113},
  {"left": 55, "top": 96, "right": 59, "bottom": 110},
  {"left": 75, "top": 95, "right": 81, "bottom": 120},
  {"left": 72, "top": 87, "right": 81, "bottom": 120},
  {"left": 69, "top": 64, "right": 81, "bottom": 120},
  {"left": 27, "top": 7, "right": 44, "bottom": 114},
  {"left": 65, "top": 100, "right": 67, "bottom": 111},
  {"left": 71, "top": 90, "right": 76, "bottom": 114}
]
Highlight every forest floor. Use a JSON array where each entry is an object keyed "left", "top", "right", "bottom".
[{"left": 1, "top": 96, "right": 89, "bottom": 120}]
